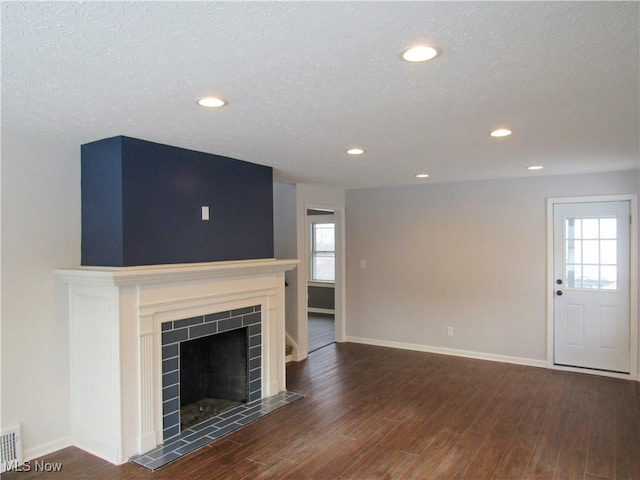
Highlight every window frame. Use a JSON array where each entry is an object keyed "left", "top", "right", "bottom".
[{"left": 309, "top": 219, "right": 335, "bottom": 284}]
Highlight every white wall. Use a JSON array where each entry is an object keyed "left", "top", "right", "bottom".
[
  {"left": 346, "top": 171, "right": 640, "bottom": 368},
  {"left": 273, "top": 182, "right": 299, "bottom": 344},
  {"left": 295, "top": 184, "right": 345, "bottom": 359},
  {"left": 1, "top": 132, "right": 80, "bottom": 458}
]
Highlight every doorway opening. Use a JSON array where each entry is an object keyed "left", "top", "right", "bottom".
[{"left": 307, "top": 208, "right": 335, "bottom": 352}]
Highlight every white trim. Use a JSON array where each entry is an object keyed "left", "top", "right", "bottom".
[
  {"left": 308, "top": 281, "right": 335, "bottom": 288},
  {"left": 285, "top": 332, "right": 298, "bottom": 363},
  {"left": 546, "top": 194, "right": 638, "bottom": 381},
  {"left": 23, "top": 436, "right": 72, "bottom": 463},
  {"left": 286, "top": 352, "right": 306, "bottom": 362},
  {"left": 308, "top": 308, "right": 335, "bottom": 315},
  {"left": 307, "top": 215, "right": 336, "bottom": 283},
  {"left": 56, "top": 258, "right": 299, "bottom": 287},
  {"left": 346, "top": 336, "right": 547, "bottom": 369}
]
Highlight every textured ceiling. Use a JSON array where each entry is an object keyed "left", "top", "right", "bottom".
[{"left": 2, "top": 1, "right": 639, "bottom": 189}]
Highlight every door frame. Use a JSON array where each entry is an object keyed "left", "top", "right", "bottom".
[
  {"left": 296, "top": 202, "right": 346, "bottom": 359},
  {"left": 546, "top": 194, "right": 638, "bottom": 381}
]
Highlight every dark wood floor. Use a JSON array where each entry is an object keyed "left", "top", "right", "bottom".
[
  {"left": 5, "top": 343, "right": 640, "bottom": 479},
  {"left": 308, "top": 313, "right": 334, "bottom": 352}
]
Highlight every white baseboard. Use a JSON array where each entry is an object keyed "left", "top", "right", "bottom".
[
  {"left": 24, "top": 435, "right": 72, "bottom": 462},
  {"left": 286, "top": 352, "right": 307, "bottom": 363},
  {"left": 346, "top": 336, "right": 547, "bottom": 369},
  {"left": 285, "top": 331, "right": 306, "bottom": 363}
]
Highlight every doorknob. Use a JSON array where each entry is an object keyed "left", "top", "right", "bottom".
[
  {"left": 556, "top": 279, "right": 563, "bottom": 285},
  {"left": 556, "top": 290, "right": 563, "bottom": 296}
]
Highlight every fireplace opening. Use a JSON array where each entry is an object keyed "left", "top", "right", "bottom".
[{"left": 179, "top": 327, "right": 248, "bottom": 430}]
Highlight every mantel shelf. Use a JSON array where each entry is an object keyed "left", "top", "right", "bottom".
[{"left": 56, "top": 258, "right": 299, "bottom": 287}]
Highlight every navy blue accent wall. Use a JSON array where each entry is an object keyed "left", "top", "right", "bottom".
[
  {"left": 81, "top": 136, "right": 125, "bottom": 266},
  {"left": 81, "top": 136, "right": 274, "bottom": 266}
]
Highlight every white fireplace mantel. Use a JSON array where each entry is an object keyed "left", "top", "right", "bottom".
[{"left": 56, "top": 258, "right": 298, "bottom": 465}]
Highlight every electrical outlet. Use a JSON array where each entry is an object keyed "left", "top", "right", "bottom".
[{"left": 447, "top": 326, "right": 454, "bottom": 337}]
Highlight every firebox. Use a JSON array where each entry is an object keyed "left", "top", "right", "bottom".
[
  {"left": 179, "top": 328, "right": 248, "bottom": 429},
  {"left": 160, "top": 306, "right": 262, "bottom": 440}
]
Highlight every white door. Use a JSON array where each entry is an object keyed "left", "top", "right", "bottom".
[{"left": 553, "top": 201, "right": 631, "bottom": 373}]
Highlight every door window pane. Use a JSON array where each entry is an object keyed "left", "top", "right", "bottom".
[
  {"left": 566, "top": 264, "right": 580, "bottom": 288},
  {"left": 600, "top": 266, "right": 617, "bottom": 289},
  {"left": 566, "top": 239, "right": 579, "bottom": 264},
  {"left": 582, "top": 266, "right": 599, "bottom": 289},
  {"left": 564, "top": 215, "right": 618, "bottom": 291},
  {"left": 600, "top": 218, "right": 617, "bottom": 239},
  {"left": 582, "top": 240, "right": 599, "bottom": 264},
  {"left": 582, "top": 218, "right": 599, "bottom": 239},
  {"left": 600, "top": 240, "right": 617, "bottom": 265}
]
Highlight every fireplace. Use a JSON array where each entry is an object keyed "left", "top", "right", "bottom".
[
  {"left": 160, "top": 307, "right": 261, "bottom": 439},
  {"left": 56, "top": 259, "right": 298, "bottom": 465}
]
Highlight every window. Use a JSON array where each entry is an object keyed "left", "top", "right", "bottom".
[
  {"left": 565, "top": 216, "right": 618, "bottom": 289},
  {"left": 310, "top": 222, "right": 335, "bottom": 282}
]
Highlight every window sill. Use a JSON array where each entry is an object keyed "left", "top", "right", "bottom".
[{"left": 308, "top": 281, "right": 335, "bottom": 288}]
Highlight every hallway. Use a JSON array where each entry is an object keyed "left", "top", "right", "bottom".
[{"left": 308, "top": 313, "right": 334, "bottom": 352}]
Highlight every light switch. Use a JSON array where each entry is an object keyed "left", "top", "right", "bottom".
[
  {"left": 360, "top": 260, "right": 366, "bottom": 269},
  {"left": 201, "top": 206, "right": 210, "bottom": 221}
]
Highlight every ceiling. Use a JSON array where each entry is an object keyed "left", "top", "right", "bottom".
[{"left": 2, "top": 1, "right": 639, "bottom": 189}]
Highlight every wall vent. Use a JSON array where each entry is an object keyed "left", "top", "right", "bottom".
[{"left": 0, "top": 424, "right": 23, "bottom": 473}]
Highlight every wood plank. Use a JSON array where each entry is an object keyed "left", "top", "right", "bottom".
[
  {"left": 278, "top": 434, "right": 373, "bottom": 480},
  {"left": 339, "top": 445, "right": 418, "bottom": 480},
  {"left": 613, "top": 378, "right": 640, "bottom": 480},
  {"left": 585, "top": 381, "right": 616, "bottom": 479},
  {"left": 491, "top": 444, "right": 533, "bottom": 480},
  {"left": 401, "top": 430, "right": 461, "bottom": 479},
  {"left": 462, "top": 421, "right": 517, "bottom": 479},
  {"left": 553, "top": 448, "right": 586, "bottom": 480},
  {"left": 429, "top": 430, "right": 487, "bottom": 479}
]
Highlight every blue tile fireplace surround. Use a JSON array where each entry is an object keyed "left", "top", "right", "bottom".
[
  {"left": 160, "top": 306, "right": 263, "bottom": 440},
  {"left": 131, "top": 305, "right": 303, "bottom": 471}
]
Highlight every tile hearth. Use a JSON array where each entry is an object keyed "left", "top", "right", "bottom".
[{"left": 131, "top": 391, "right": 303, "bottom": 471}]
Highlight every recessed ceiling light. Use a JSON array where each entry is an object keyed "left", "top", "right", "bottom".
[
  {"left": 346, "top": 148, "right": 365, "bottom": 155},
  {"left": 528, "top": 165, "right": 544, "bottom": 170},
  {"left": 490, "top": 128, "right": 512, "bottom": 137},
  {"left": 416, "top": 173, "right": 430, "bottom": 178},
  {"left": 402, "top": 45, "right": 439, "bottom": 62},
  {"left": 197, "top": 97, "right": 227, "bottom": 108}
]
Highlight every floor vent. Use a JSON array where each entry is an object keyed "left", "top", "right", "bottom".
[{"left": 1, "top": 425, "right": 23, "bottom": 473}]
